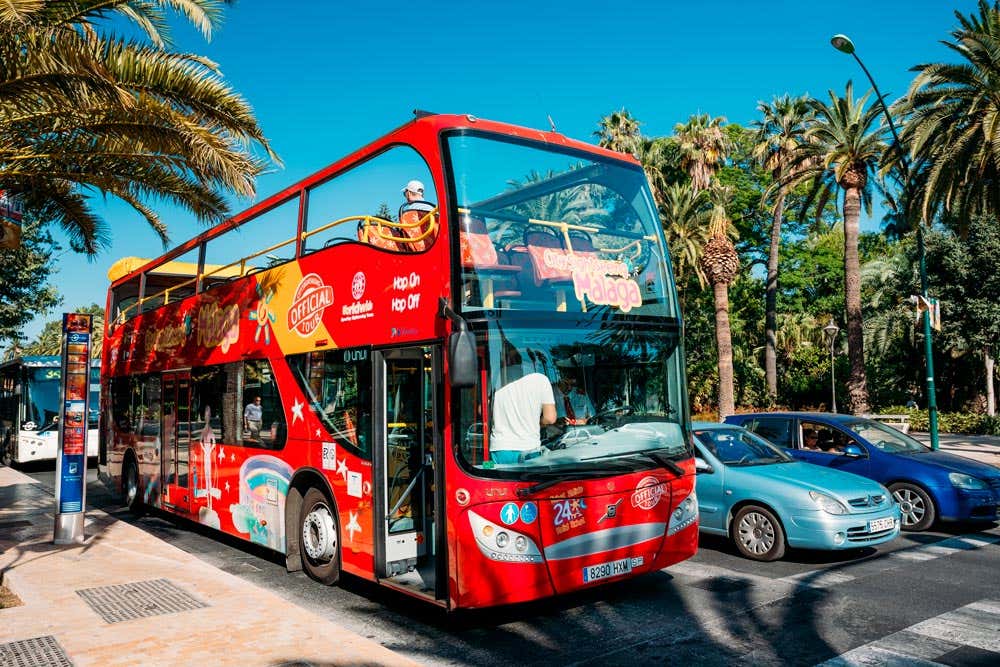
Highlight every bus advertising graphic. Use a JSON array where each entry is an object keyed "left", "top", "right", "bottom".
[{"left": 101, "top": 114, "right": 697, "bottom": 608}]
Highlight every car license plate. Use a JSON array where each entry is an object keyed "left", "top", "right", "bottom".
[
  {"left": 869, "top": 516, "right": 895, "bottom": 532},
  {"left": 583, "top": 557, "right": 632, "bottom": 583}
]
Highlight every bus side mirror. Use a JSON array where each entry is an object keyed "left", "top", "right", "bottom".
[
  {"left": 449, "top": 329, "right": 477, "bottom": 389},
  {"left": 441, "top": 297, "right": 477, "bottom": 389}
]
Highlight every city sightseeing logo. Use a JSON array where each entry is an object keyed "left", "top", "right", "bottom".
[
  {"left": 351, "top": 271, "right": 366, "bottom": 300},
  {"left": 341, "top": 271, "right": 374, "bottom": 323},
  {"left": 287, "top": 273, "right": 333, "bottom": 337},
  {"left": 631, "top": 476, "right": 668, "bottom": 510}
]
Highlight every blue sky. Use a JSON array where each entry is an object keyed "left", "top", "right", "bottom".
[{"left": 29, "top": 0, "right": 977, "bottom": 340}]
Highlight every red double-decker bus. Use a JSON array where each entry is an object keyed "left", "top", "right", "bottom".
[{"left": 100, "top": 113, "right": 698, "bottom": 609}]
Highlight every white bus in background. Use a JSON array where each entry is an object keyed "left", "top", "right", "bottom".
[{"left": 0, "top": 355, "right": 100, "bottom": 465}]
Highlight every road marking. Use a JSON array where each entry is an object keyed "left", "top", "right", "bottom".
[
  {"left": 671, "top": 530, "right": 1000, "bottom": 593},
  {"left": 816, "top": 599, "right": 1000, "bottom": 666}
]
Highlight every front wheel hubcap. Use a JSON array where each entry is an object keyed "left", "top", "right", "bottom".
[
  {"left": 893, "top": 489, "right": 924, "bottom": 525},
  {"left": 125, "top": 466, "right": 138, "bottom": 505},
  {"left": 302, "top": 502, "right": 337, "bottom": 561},
  {"left": 738, "top": 512, "right": 775, "bottom": 555}
]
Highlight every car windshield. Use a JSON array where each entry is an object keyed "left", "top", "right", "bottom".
[
  {"left": 694, "top": 428, "right": 792, "bottom": 465},
  {"left": 846, "top": 419, "right": 929, "bottom": 453},
  {"left": 457, "top": 321, "right": 690, "bottom": 476}
]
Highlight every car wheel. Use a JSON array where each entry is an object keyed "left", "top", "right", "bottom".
[
  {"left": 123, "top": 458, "right": 145, "bottom": 516},
  {"left": 299, "top": 487, "right": 341, "bottom": 585},
  {"left": 890, "top": 482, "right": 935, "bottom": 531},
  {"left": 732, "top": 505, "right": 786, "bottom": 561}
]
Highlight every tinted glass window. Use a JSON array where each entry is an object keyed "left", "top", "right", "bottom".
[
  {"left": 241, "top": 360, "right": 285, "bottom": 449},
  {"left": 288, "top": 349, "right": 372, "bottom": 457},
  {"left": 191, "top": 364, "right": 239, "bottom": 445},
  {"left": 746, "top": 418, "right": 792, "bottom": 448}
]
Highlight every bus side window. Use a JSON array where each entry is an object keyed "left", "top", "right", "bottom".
[{"left": 241, "top": 359, "right": 285, "bottom": 449}]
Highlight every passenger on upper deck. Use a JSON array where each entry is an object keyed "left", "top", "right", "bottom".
[{"left": 400, "top": 180, "right": 435, "bottom": 216}]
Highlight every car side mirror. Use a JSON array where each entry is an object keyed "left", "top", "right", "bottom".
[
  {"left": 694, "top": 457, "right": 714, "bottom": 474},
  {"left": 843, "top": 443, "right": 865, "bottom": 458}
]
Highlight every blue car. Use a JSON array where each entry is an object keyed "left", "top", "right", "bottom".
[
  {"left": 726, "top": 412, "right": 1000, "bottom": 531},
  {"left": 692, "top": 422, "right": 900, "bottom": 561}
]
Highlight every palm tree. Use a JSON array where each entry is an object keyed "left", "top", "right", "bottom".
[
  {"left": 896, "top": 0, "right": 1000, "bottom": 228},
  {"left": 700, "top": 186, "right": 740, "bottom": 418},
  {"left": 660, "top": 183, "right": 710, "bottom": 295},
  {"left": 786, "top": 82, "right": 885, "bottom": 414},
  {"left": 674, "top": 114, "right": 730, "bottom": 192},
  {"left": 752, "top": 95, "right": 813, "bottom": 402},
  {"left": 0, "top": 1, "right": 276, "bottom": 255},
  {"left": 594, "top": 109, "right": 642, "bottom": 156}
]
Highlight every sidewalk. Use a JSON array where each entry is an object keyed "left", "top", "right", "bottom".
[
  {"left": 912, "top": 432, "right": 1000, "bottom": 466},
  {"left": 0, "top": 466, "right": 418, "bottom": 667}
]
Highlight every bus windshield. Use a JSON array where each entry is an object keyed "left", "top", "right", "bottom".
[
  {"left": 26, "top": 367, "right": 61, "bottom": 429},
  {"left": 447, "top": 132, "right": 673, "bottom": 317},
  {"left": 459, "top": 322, "right": 689, "bottom": 475}
]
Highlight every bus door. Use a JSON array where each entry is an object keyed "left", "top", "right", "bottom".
[
  {"left": 161, "top": 371, "right": 192, "bottom": 512},
  {"left": 374, "top": 346, "right": 444, "bottom": 600}
]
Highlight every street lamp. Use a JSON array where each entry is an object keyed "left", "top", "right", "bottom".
[
  {"left": 829, "top": 33, "right": 940, "bottom": 449},
  {"left": 823, "top": 318, "right": 840, "bottom": 413}
]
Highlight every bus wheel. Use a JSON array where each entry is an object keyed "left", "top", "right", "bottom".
[
  {"left": 299, "top": 488, "right": 340, "bottom": 585},
  {"left": 1, "top": 433, "right": 12, "bottom": 467},
  {"left": 123, "top": 458, "right": 145, "bottom": 516}
]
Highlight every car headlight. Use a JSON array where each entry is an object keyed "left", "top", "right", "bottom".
[
  {"left": 949, "top": 472, "right": 988, "bottom": 490},
  {"left": 809, "top": 491, "right": 847, "bottom": 515}
]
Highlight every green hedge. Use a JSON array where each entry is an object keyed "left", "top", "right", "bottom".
[{"left": 881, "top": 406, "right": 1000, "bottom": 436}]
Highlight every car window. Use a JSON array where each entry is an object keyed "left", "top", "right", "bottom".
[
  {"left": 801, "top": 421, "right": 857, "bottom": 455},
  {"left": 694, "top": 428, "right": 791, "bottom": 466},
  {"left": 745, "top": 418, "right": 792, "bottom": 448},
  {"left": 845, "top": 419, "right": 927, "bottom": 453}
]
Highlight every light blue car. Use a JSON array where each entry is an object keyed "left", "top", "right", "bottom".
[{"left": 692, "top": 422, "right": 901, "bottom": 561}]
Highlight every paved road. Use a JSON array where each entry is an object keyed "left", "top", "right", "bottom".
[{"left": 23, "top": 463, "right": 1000, "bottom": 666}]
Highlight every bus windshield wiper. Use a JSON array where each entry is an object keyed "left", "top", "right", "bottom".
[
  {"left": 516, "top": 470, "right": 610, "bottom": 498},
  {"left": 579, "top": 448, "right": 684, "bottom": 476}
]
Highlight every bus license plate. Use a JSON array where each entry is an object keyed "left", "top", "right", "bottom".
[
  {"left": 583, "top": 557, "right": 632, "bottom": 583},
  {"left": 869, "top": 516, "right": 895, "bottom": 532}
]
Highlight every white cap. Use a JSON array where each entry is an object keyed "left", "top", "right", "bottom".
[{"left": 403, "top": 179, "right": 425, "bottom": 194}]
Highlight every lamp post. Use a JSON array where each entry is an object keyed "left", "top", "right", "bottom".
[
  {"left": 829, "top": 34, "right": 939, "bottom": 449},
  {"left": 823, "top": 318, "right": 840, "bottom": 413}
]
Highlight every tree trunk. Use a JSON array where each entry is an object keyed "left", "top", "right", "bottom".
[
  {"left": 713, "top": 281, "right": 735, "bottom": 419},
  {"left": 986, "top": 348, "right": 996, "bottom": 417},
  {"left": 765, "top": 188, "right": 786, "bottom": 401},
  {"left": 842, "top": 186, "right": 870, "bottom": 414}
]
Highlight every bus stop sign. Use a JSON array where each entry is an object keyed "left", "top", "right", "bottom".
[{"left": 54, "top": 313, "right": 93, "bottom": 544}]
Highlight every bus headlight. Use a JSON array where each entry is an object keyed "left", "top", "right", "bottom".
[
  {"left": 667, "top": 491, "right": 698, "bottom": 535},
  {"left": 468, "top": 511, "right": 542, "bottom": 563}
]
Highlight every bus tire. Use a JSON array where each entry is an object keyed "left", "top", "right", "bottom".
[
  {"left": 123, "top": 457, "right": 145, "bottom": 516},
  {"left": 1, "top": 432, "right": 13, "bottom": 467},
  {"left": 299, "top": 487, "right": 341, "bottom": 585}
]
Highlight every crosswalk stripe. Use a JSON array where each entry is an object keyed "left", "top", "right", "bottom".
[{"left": 816, "top": 599, "right": 1000, "bottom": 666}]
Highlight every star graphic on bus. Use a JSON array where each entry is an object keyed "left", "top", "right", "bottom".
[
  {"left": 217, "top": 446, "right": 225, "bottom": 463},
  {"left": 336, "top": 457, "right": 348, "bottom": 481},
  {"left": 291, "top": 397, "right": 304, "bottom": 423},
  {"left": 346, "top": 511, "right": 361, "bottom": 542},
  {"left": 248, "top": 284, "right": 277, "bottom": 345}
]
